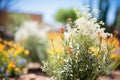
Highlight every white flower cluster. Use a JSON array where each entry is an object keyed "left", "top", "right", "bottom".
[
  {"left": 64, "top": 7, "right": 112, "bottom": 43},
  {"left": 64, "top": 7, "right": 113, "bottom": 54},
  {"left": 15, "top": 21, "right": 50, "bottom": 42}
]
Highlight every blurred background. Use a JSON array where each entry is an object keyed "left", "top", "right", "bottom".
[
  {"left": 0, "top": 0, "right": 120, "bottom": 40},
  {"left": 0, "top": 0, "right": 120, "bottom": 79}
]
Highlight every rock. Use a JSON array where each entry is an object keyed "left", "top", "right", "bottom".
[
  {"left": 110, "top": 70, "right": 120, "bottom": 76},
  {"left": 27, "top": 62, "right": 42, "bottom": 74},
  {"left": 35, "top": 76, "right": 50, "bottom": 80},
  {"left": 27, "top": 63, "right": 41, "bottom": 69},
  {"left": 28, "top": 74, "right": 37, "bottom": 79},
  {"left": 109, "top": 70, "right": 120, "bottom": 79},
  {"left": 20, "top": 74, "right": 37, "bottom": 80},
  {"left": 20, "top": 74, "right": 27, "bottom": 79},
  {"left": 99, "top": 77, "right": 112, "bottom": 80}
]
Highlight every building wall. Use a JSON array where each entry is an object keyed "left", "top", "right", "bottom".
[
  {"left": 30, "top": 14, "right": 43, "bottom": 23},
  {"left": 0, "top": 10, "right": 9, "bottom": 28}
]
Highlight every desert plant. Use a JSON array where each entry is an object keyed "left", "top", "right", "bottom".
[
  {"left": 21, "top": 35, "right": 48, "bottom": 64},
  {"left": 15, "top": 21, "right": 49, "bottom": 64},
  {"left": 42, "top": 7, "right": 115, "bottom": 80}
]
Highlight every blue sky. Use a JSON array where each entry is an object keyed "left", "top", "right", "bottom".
[{"left": 0, "top": 0, "right": 120, "bottom": 25}]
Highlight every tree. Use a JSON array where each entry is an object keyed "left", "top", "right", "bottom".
[
  {"left": 54, "top": 8, "right": 77, "bottom": 24},
  {"left": 114, "top": 7, "right": 120, "bottom": 27}
]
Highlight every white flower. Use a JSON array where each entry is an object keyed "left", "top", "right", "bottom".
[
  {"left": 64, "top": 7, "right": 112, "bottom": 46},
  {"left": 64, "top": 32, "right": 71, "bottom": 41},
  {"left": 15, "top": 21, "right": 49, "bottom": 42},
  {"left": 99, "top": 21, "right": 105, "bottom": 25}
]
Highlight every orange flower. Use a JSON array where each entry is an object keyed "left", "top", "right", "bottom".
[
  {"left": 66, "top": 46, "right": 73, "bottom": 55},
  {"left": 98, "top": 35, "right": 103, "bottom": 42},
  {"left": 97, "top": 32, "right": 101, "bottom": 36},
  {"left": 50, "top": 38, "right": 53, "bottom": 42},
  {"left": 60, "top": 27, "right": 65, "bottom": 34},
  {"left": 7, "top": 41, "right": 14, "bottom": 47},
  {"left": 0, "top": 38, "right": 2, "bottom": 42}
]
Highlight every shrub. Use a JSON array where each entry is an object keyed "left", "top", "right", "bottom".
[
  {"left": 21, "top": 35, "right": 48, "bottom": 64},
  {"left": 15, "top": 21, "right": 49, "bottom": 64},
  {"left": 42, "top": 7, "right": 115, "bottom": 80}
]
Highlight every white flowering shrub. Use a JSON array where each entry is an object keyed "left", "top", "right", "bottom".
[
  {"left": 42, "top": 7, "right": 115, "bottom": 80},
  {"left": 15, "top": 21, "right": 49, "bottom": 64}
]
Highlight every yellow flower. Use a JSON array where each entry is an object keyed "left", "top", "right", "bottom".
[
  {"left": 14, "top": 47, "right": 24, "bottom": 57},
  {"left": 3, "top": 40, "right": 8, "bottom": 45},
  {"left": 47, "top": 33, "right": 63, "bottom": 54},
  {"left": 0, "top": 44, "right": 5, "bottom": 51},
  {"left": 110, "top": 53, "right": 120, "bottom": 59},
  {"left": 15, "top": 67, "right": 19, "bottom": 72},
  {"left": 24, "top": 50, "right": 29, "bottom": 55},
  {"left": 7, "top": 62, "right": 16, "bottom": 71},
  {"left": 8, "top": 48, "right": 15, "bottom": 54},
  {"left": 2, "top": 50, "right": 8, "bottom": 57},
  {"left": 47, "top": 49, "right": 54, "bottom": 54},
  {"left": 47, "top": 48, "right": 63, "bottom": 54},
  {"left": 89, "top": 46, "right": 99, "bottom": 56}
]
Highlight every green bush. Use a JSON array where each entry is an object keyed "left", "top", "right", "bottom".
[
  {"left": 21, "top": 35, "right": 48, "bottom": 64},
  {"left": 15, "top": 21, "right": 49, "bottom": 65}
]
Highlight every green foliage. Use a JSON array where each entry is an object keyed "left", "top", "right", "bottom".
[
  {"left": 43, "top": 34, "right": 113, "bottom": 80},
  {"left": 54, "top": 8, "right": 77, "bottom": 23},
  {"left": 98, "top": 0, "right": 109, "bottom": 23},
  {"left": 115, "top": 8, "right": 120, "bottom": 27},
  {"left": 42, "top": 8, "right": 115, "bottom": 80},
  {"left": 20, "top": 35, "right": 48, "bottom": 65}
]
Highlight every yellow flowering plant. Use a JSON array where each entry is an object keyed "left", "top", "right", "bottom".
[
  {"left": 42, "top": 7, "right": 116, "bottom": 80},
  {"left": 0, "top": 38, "right": 29, "bottom": 77},
  {"left": 107, "top": 31, "right": 120, "bottom": 70}
]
